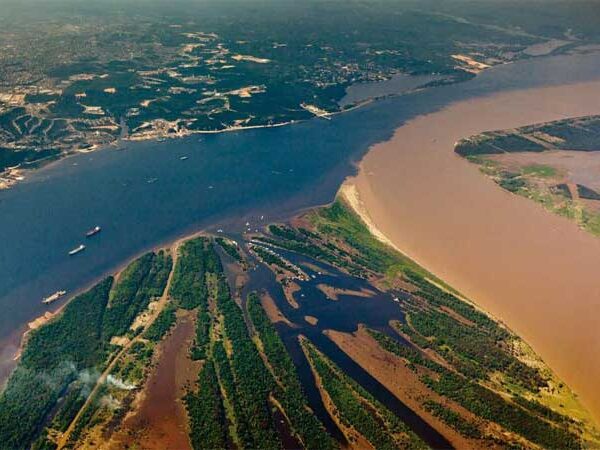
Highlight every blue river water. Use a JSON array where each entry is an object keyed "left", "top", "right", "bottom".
[{"left": 1, "top": 52, "right": 599, "bottom": 373}]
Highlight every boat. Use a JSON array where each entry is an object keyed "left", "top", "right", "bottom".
[
  {"left": 42, "top": 290, "right": 66, "bottom": 305},
  {"left": 147, "top": 177, "right": 158, "bottom": 184},
  {"left": 180, "top": 156, "right": 189, "bottom": 160},
  {"left": 86, "top": 226, "right": 101, "bottom": 237},
  {"left": 68, "top": 244, "right": 86, "bottom": 256}
]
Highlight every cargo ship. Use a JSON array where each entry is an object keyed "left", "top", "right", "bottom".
[
  {"left": 42, "top": 290, "right": 66, "bottom": 305},
  {"left": 68, "top": 244, "right": 86, "bottom": 256},
  {"left": 86, "top": 226, "right": 101, "bottom": 237}
]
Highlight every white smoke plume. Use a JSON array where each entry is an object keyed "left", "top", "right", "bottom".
[{"left": 106, "top": 374, "right": 136, "bottom": 390}]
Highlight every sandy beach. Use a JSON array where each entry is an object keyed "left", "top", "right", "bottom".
[{"left": 344, "top": 80, "right": 600, "bottom": 422}]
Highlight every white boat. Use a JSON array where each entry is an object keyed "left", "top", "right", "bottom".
[
  {"left": 42, "top": 290, "right": 66, "bottom": 304},
  {"left": 180, "top": 156, "right": 189, "bottom": 160},
  {"left": 69, "top": 244, "right": 86, "bottom": 256},
  {"left": 86, "top": 226, "right": 101, "bottom": 237}
]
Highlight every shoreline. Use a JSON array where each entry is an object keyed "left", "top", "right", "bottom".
[
  {"left": 342, "top": 79, "right": 600, "bottom": 423},
  {"left": 0, "top": 120, "right": 295, "bottom": 191},
  {"left": 0, "top": 69, "right": 456, "bottom": 192},
  {"left": 0, "top": 226, "right": 211, "bottom": 388},
  {"left": 339, "top": 183, "right": 599, "bottom": 435},
  {"left": 0, "top": 83, "right": 391, "bottom": 191}
]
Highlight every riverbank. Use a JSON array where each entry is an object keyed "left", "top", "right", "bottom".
[
  {"left": 0, "top": 74, "right": 422, "bottom": 192},
  {"left": 3, "top": 196, "right": 598, "bottom": 447},
  {"left": 3, "top": 50, "right": 600, "bottom": 410},
  {"left": 343, "top": 79, "right": 600, "bottom": 422}
]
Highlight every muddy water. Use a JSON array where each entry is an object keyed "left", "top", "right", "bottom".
[
  {"left": 110, "top": 311, "right": 198, "bottom": 450},
  {"left": 348, "top": 80, "right": 600, "bottom": 421}
]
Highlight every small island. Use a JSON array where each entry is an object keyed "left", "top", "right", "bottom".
[{"left": 457, "top": 115, "right": 600, "bottom": 237}]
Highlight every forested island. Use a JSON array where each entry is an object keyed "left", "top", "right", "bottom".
[
  {"left": 0, "top": 195, "right": 597, "bottom": 449},
  {"left": 457, "top": 115, "right": 600, "bottom": 236}
]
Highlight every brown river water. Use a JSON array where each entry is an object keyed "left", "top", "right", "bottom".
[{"left": 348, "top": 80, "right": 600, "bottom": 422}]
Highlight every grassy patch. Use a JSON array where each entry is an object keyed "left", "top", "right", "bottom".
[
  {"left": 309, "top": 198, "right": 450, "bottom": 289},
  {"left": 522, "top": 164, "right": 557, "bottom": 178}
]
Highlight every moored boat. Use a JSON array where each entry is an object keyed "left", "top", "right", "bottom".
[
  {"left": 68, "top": 244, "right": 86, "bottom": 256},
  {"left": 42, "top": 290, "right": 66, "bottom": 304},
  {"left": 86, "top": 226, "right": 101, "bottom": 237}
]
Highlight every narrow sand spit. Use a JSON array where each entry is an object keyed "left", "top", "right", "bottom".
[{"left": 344, "top": 80, "right": 600, "bottom": 422}]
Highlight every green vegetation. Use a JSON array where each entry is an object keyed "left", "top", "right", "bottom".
[
  {"left": 112, "top": 340, "right": 154, "bottom": 384},
  {"left": 460, "top": 116, "right": 600, "bottom": 238},
  {"left": 577, "top": 184, "right": 600, "bottom": 201},
  {"left": 169, "top": 238, "right": 223, "bottom": 362},
  {"left": 64, "top": 383, "right": 108, "bottom": 447},
  {"left": 0, "top": 278, "right": 112, "bottom": 448},
  {"left": 456, "top": 116, "right": 600, "bottom": 157},
  {"left": 49, "top": 383, "right": 88, "bottom": 433},
  {"left": 247, "top": 293, "right": 337, "bottom": 450},
  {"left": 169, "top": 238, "right": 213, "bottom": 309},
  {"left": 255, "top": 230, "right": 356, "bottom": 274},
  {"left": 522, "top": 163, "right": 557, "bottom": 178},
  {"left": 190, "top": 309, "right": 212, "bottom": 361},
  {"left": 185, "top": 361, "right": 228, "bottom": 450},
  {"left": 273, "top": 199, "right": 593, "bottom": 447},
  {"left": 311, "top": 200, "right": 404, "bottom": 274},
  {"left": 215, "top": 275, "right": 281, "bottom": 449},
  {"left": 513, "top": 395, "right": 574, "bottom": 426},
  {"left": 143, "top": 303, "right": 177, "bottom": 342},
  {"left": 180, "top": 239, "right": 285, "bottom": 449},
  {"left": 0, "top": 249, "right": 174, "bottom": 449},
  {"left": 212, "top": 340, "right": 254, "bottom": 447},
  {"left": 424, "top": 371, "right": 580, "bottom": 449},
  {"left": 260, "top": 201, "right": 445, "bottom": 287},
  {"left": 303, "top": 340, "right": 425, "bottom": 450},
  {"left": 24, "top": 278, "right": 114, "bottom": 370},
  {"left": 497, "top": 171, "right": 527, "bottom": 193},
  {"left": 251, "top": 244, "right": 301, "bottom": 276},
  {"left": 0, "top": 147, "right": 60, "bottom": 172},
  {"left": 180, "top": 239, "right": 342, "bottom": 449},
  {"left": 367, "top": 329, "right": 580, "bottom": 449},
  {"left": 269, "top": 224, "right": 304, "bottom": 242},
  {"left": 455, "top": 134, "right": 545, "bottom": 156},
  {"left": 396, "top": 275, "right": 545, "bottom": 391},
  {"left": 4, "top": 179, "right": 595, "bottom": 450},
  {"left": 368, "top": 329, "right": 443, "bottom": 374},
  {"left": 216, "top": 237, "right": 243, "bottom": 262},
  {"left": 422, "top": 400, "right": 482, "bottom": 439},
  {"left": 103, "top": 251, "right": 172, "bottom": 337},
  {"left": 4, "top": 0, "right": 578, "bottom": 170},
  {"left": 312, "top": 200, "right": 448, "bottom": 286}
]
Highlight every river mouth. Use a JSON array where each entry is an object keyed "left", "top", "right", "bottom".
[
  {"left": 347, "top": 79, "right": 600, "bottom": 422},
  {"left": 1, "top": 51, "right": 600, "bottom": 388}
]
